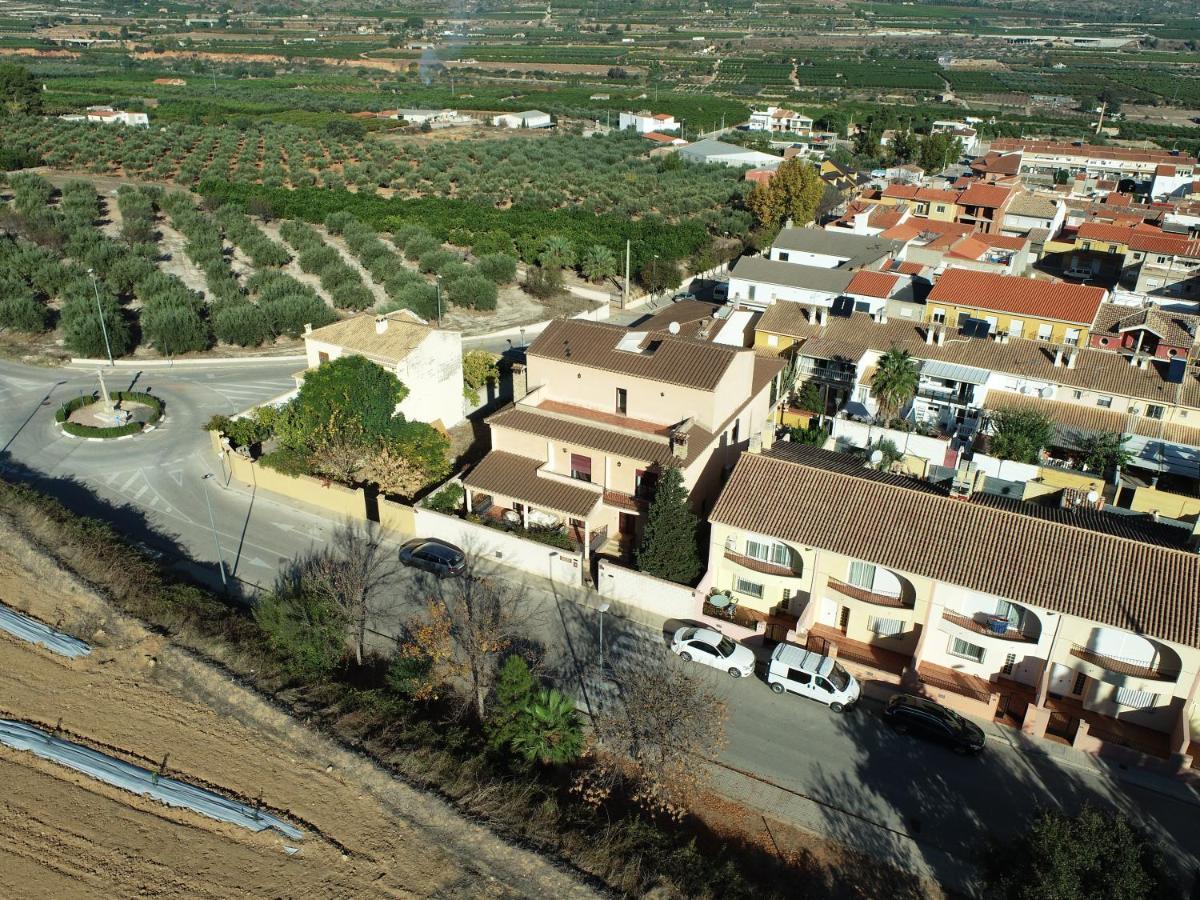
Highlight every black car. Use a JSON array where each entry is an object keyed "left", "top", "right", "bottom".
[
  {"left": 883, "top": 693, "right": 986, "bottom": 755},
  {"left": 398, "top": 538, "right": 467, "bottom": 577}
]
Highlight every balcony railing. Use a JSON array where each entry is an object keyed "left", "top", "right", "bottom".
[
  {"left": 941, "top": 610, "right": 1037, "bottom": 643},
  {"left": 602, "top": 488, "right": 649, "bottom": 512},
  {"left": 702, "top": 599, "right": 764, "bottom": 630},
  {"left": 1069, "top": 644, "right": 1181, "bottom": 682},
  {"left": 723, "top": 549, "right": 800, "bottom": 578},
  {"left": 826, "top": 577, "right": 914, "bottom": 609}
]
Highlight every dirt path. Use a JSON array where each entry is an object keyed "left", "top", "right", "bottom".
[
  {"left": 257, "top": 219, "right": 336, "bottom": 307},
  {"left": 0, "top": 523, "right": 598, "bottom": 899},
  {"left": 317, "top": 224, "right": 394, "bottom": 308}
]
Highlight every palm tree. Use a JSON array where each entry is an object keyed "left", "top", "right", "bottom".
[
  {"left": 869, "top": 346, "right": 920, "bottom": 424},
  {"left": 510, "top": 689, "right": 584, "bottom": 765},
  {"left": 579, "top": 244, "right": 617, "bottom": 283},
  {"left": 538, "top": 234, "right": 576, "bottom": 271}
]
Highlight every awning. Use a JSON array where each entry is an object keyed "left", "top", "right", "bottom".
[
  {"left": 464, "top": 451, "right": 602, "bottom": 520},
  {"left": 921, "top": 359, "right": 991, "bottom": 385}
]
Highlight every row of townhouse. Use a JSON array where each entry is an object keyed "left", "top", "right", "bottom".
[
  {"left": 461, "top": 319, "right": 784, "bottom": 566},
  {"left": 1049, "top": 220, "right": 1200, "bottom": 298},
  {"left": 986, "top": 139, "right": 1198, "bottom": 190},
  {"left": 704, "top": 442, "right": 1200, "bottom": 766},
  {"left": 858, "top": 181, "right": 1020, "bottom": 235},
  {"left": 755, "top": 290, "right": 1200, "bottom": 475}
]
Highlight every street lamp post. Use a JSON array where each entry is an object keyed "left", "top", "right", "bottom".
[
  {"left": 200, "top": 473, "right": 228, "bottom": 592},
  {"left": 598, "top": 602, "right": 611, "bottom": 674},
  {"left": 436, "top": 275, "right": 443, "bottom": 328},
  {"left": 88, "top": 268, "right": 114, "bottom": 367}
]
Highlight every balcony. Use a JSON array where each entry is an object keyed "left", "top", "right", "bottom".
[
  {"left": 916, "top": 385, "right": 975, "bottom": 407},
  {"left": 826, "top": 577, "right": 914, "bottom": 610},
  {"left": 602, "top": 488, "right": 650, "bottom": 512},
  {"left": 1068, "top": 644, "right": 1181, "bottom": 683},
  {"left": 724, "top": 549, "right": 801, "bottom": 578},
  {"left": 941, "top": 610, "right": 1039, "bottom": 643}
]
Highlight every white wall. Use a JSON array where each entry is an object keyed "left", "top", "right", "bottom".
[
  {"left": 769, "top": 248, "right": 847, "bottom": 269},
  {"left": 413, "top": 506, "right": 586, "bottom": 586},
  {"left": 831, "top": 418, "right": 950, "bottom": 466},
  {"left": 597, "top": 559, "right": 698, "bottom": 620},
  {"left": 727, "top": 279, "right": 839, "bottom": 308},
  {"left": 968, "top": 453, "right": 1040, "bottom": 482},
  {"left": 397, "top": 330, "right": 465, "bottom": 428}
]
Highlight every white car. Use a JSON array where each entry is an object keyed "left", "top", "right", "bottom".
[{"left": 670, "top": 626, "right": 756, "bottom": 678}]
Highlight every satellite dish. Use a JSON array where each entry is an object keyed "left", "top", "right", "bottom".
[
  {"left": 668, "top": 321, "right": 681, "bottom": 335},
  {"left": 1086, "top": 490, "right": 1099, "bottom": 504},
  {"left": 869, "top": 449, "right": 884, "bottom": 465}
]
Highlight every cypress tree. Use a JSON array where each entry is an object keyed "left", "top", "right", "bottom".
[{"left": 635, "top": 466, "right": 701, "bottom": 585}]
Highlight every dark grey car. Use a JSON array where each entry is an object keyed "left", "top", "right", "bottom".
[
  {"left": 398, "top": 538, "right": 467, "bottom": 577},
  {"left": 883, "top": 693, "right": 986, "bottom": 755}
]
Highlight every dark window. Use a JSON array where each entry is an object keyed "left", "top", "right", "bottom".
[
  {"left": 731, "top": 420, "right": 740, "bottom": 444},
  {"left": 318, "top": 351, "right": 330, "bottom": 364},
  {"left": 615, "top": 387, "right": 627, "bottom": 415},
  {"left": 815, "top": 678, "right": 833, "bottom": 693},
  {"left": 778, "top": 251, "right": 790, "bottom": 262},
  {"left": 788, "top": 669, "right": 812, "bottom": 684},
  {"left": 1072, "top": 672, "right": 1087, "bottom": 695},
  {"left": 570, "top": 454, "right": 592, "bottom": 482},
  {"left": 692, "top": 642, "right": 718, "bottom": 657},
  {"left": 619, "top": 512, "right": 637, "bottom": 535},
  {"left": 635, "top": 469, "right": 657, "bottom": 500}
]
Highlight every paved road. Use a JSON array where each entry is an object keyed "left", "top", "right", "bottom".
[
  {"left": 0, "top": 358, "right": 329, "bottom": 595},
  {"left": 3, "top": 356, "right": 1199, "bottom": 894}
]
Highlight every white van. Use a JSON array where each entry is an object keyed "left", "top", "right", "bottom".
[{"left": 766, "top": 644, "right": 860, "bottom": 712}]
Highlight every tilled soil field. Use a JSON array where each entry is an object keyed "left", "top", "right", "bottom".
[{"left": 0, "top": 524, "right": 597, "bottom": 899}]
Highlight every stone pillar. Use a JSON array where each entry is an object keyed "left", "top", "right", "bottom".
[{"left": 1022, "top": 705, "right": 1051, "bottom": 739}]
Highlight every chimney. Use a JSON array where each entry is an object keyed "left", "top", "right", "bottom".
[
  {"left": 670, "top": 419, "right": 694, "bottom": 460},
  {"left": 935, "top": 327, "right": 945, "bottom": 346},
  {"left": 375, "top": 316, "right": 389, "bottom": 335},
  {"left": 1053, "top": 346, "right": 1064, "bottom": 367},
  {"left": 511, "top": 362, "right": 528, "bottom": 401},
  {"left": 303, "top": 322, "right": 313, "bottom": 335},
  {"left": 818, "top": 307, "right": 828, "bottom": 326},
  {"left": 925, "top": 326, "right": 935, "bottom": 345},
  {"left": 1138, "top": 355, "right": 1149, "bottom": 370},
  {"left": 878, "top": 311, "right": 889, "bottom": 324},
  {"left": 1065, "top": 347, "right": 1077, "bottom": 369}
]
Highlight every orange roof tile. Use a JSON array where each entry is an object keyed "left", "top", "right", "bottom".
[
  {"left": 926, "top": 268, "right": 1107, "bottom": 325},
  {"left": 846, "top": 270, "right": 901, "bottom": 298}
]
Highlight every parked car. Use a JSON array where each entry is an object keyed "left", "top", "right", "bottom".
[
  {"left": 766, "top": 643, "right": 860, "bottom": 712},
  {"left": 882, "top": 693, "right": 986, "bottom": 755},
  {"left": 713, "top": 282, "right": 729, "bottom": 302},
  {"left": 672, "top": 291, "right": 697, "bottom": 301},
  {"left": 670, "top": 626, "right": 755, "bottom": 677},
  {"left": 398, "top": 538, "right": 467, "bottom": 577}
]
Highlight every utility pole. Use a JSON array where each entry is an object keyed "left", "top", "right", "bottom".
[
  {"left": 1095, "top": 100, "right": 1106, "bottom": 136},
  {"left": 436, "top": 275, "right": 443, "bottom": 327},
  {"left": 88, "top": 268, "right": 114, "bottom": 366},
  {"left": 200, "top": 473, "right": 228, "bottom": 593},
  {"left": 623, "top": 239, "right": 630, "bottom": 307}
]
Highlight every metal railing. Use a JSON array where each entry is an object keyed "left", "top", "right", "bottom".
[{"left": 1068, "top": 644, "right": 1181, "bottom": 681}]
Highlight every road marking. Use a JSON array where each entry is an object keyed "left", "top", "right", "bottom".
[
  {"left": 103, "top": 472, "right": 119, "bottom": 485},
  {"left": 132, "top": 485, "right": 148, "bottom": 501},
  {"left": 168, "top": 469, "right": 183, "bottom": 487},
  {"left": 119, "top": 472, "right": 141, "bottom": 492}
]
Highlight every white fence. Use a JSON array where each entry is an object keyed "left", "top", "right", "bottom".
[
  {"left": 969, "top": 453, "right": 1040, "bottom": 483},
  {"left": 412, "top": 506, "right": 586, "bottom": 586},
  {"left": 596, "top": 559, "right": 698, "bottom": 621}
]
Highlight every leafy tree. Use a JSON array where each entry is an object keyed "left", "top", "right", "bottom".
[
  {"left": 890, "top": 129, "right": 919, "bottom": 163},
  {"left": 788, "top": 422, "right": 826, "bottom": 445},
  {"left": 447, "top": 271, "right": 497, "bottom": 310},
  {"left": 1054, "top": 169, "right": 1070, "bottom": 185},
  {"left": 254, "top": 581, "right": 347, "bottom": 678},
  {"left": 60, "top": 289, "right": 133, "bottom": 358},
  {"left": 511, "top": 689, "right": 584, "bottom": 765},
  {"left": 212, "top": 300, "right": 270, "bottom": 346},
  {"left": 1078, "top": 431, "right": 1132, "bottom": 479},
  {"left": 638, "top": 257, "right": 679, "bottom": 294},
  {"left": 869, "top": 347, "right": 919, "bottom": 423},
  {"left": 462, "top": 350, "right": 499, "bottom": 405},
  {"left": 477, "top": 252, "right": 517, "bottom": 284},
  {"left": 580, "top": 244, "right": 618, "bottom": 283},
  {"left": 0, "top": 63, "right": 41, "bottom": 117},
  {"left": 523, "top": 264, "right": 562, "bottom": 299},
  {"left": 987, "top": 408, "right": 1055, "bottom": 464},
  {"left": 794, "top": 381, "right": 822, "bottom": 413},
  {"left": 746, "top": 158, "right": 825, "bottom": 229},
  {"left": 486, "top": 654, "right": 537, "bottom": 750},
  {"left": 293, "top": 355, "right": 408, "bottom": 444},
  {"left": 139, "top": 301, "right": 209, "bottom": 356},
  {"left": 983, "top": 807, "right": 1164, "bottom": 900},
  {"left": 636, "top": 466, "right": 700, "bottom": 584},
  {"left": 918, "top": 132, "right": 964, "bottom": 173},
  {"left": 0, "top": 295, "right": 49, "bottom": 332}
]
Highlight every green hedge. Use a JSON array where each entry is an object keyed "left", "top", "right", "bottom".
[{"left": 56, "top": 390, "right": 163, "bottom": 438}]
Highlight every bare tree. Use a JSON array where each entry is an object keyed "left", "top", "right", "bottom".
[
  {"left": 303, "top": 522, "right": 396, "bottom": 666},
  {"left": 399, "top": 561, "right": 534, "bottom": 719},
  {"left": 579, "top": 651, "right": 728, "bottom": 819}
]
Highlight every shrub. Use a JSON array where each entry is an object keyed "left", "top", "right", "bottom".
[
  {"left": 259, "top": 447, "right": 313, "bottom": 477},
  {"left": 0, "top": 295, "right": 50, "bottom": 332},
  {"left": 383, "top": 282, "right": 438, "bottom": 319},
  {"left": 212, "top": 301, "right": 270, "bottom": 347},
  {"left": 139, "top": 302, "right": 210, "bottom": 356},
  {"left": 477, "top": 253, "right": 517, "bottom": 285},
  {"left": 523, "top": 265, "right": 562, "bottom": 299},
  {"left": 447, "top": 272, "right": 497, "bottom": 310},
  {"left": 425, "top": 482, "right": 464, "bottom": 514},
  {"left": 418, "top": 248, "right": 456, "bottom": 274},
  {"left": 403, "top": 232, "right": 440, "bottom": 261},
  {"left": 331, "top": 281, "right": 374, "bottom": 310},
  {"left": 259, "top": 292, "right": 335, "bottom": 337},
  {"left": 60, "top": 290, "right": 134, "bottom": 358}
]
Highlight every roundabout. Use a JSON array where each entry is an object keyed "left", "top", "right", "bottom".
[{"left": 55, "top": 389, "right": 164, "bottom": 439}]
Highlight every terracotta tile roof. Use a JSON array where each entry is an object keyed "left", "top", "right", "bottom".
[
  {"left": 1006, "top": 194, "right": 1059, "bottom": 218},
  {"left": 927, "top": 268, "right": 1106, "bottom": 325},
  {"left": 770, "top": 311, "right": 1200, "bottom": 409},
  {"left": 305, "top": 310, "right": 433, "bottom": 362},
  {"left": 644, "top": 131, "right": 679, "bottom": 143},
  {"left": 464, "top": 451, "right": 601, "bottom": 519},
  {"left": 958, "top": 183, "right": 1013, "bottom": 208},
  {"left": 983, "top": 390, "right": 1200, "bottom": 449},
  {"left": 891, "top": 260, "right": 927, "bottom": 276},
  {"left": 846, "top": 270, "right": 901, "bottom": 298},
  {"left": 971, "top": 151, "right": 1023, "bottom": 177},
  {"left": 1092, "top": 302, "right": 1200, "bottom": 350},
  {"left": 528, "top": 319, "right": 739, "bottom": 391},
  {"left": 487, "top": 404, "right": 712, "bottom": 467},
  {"left": 882, "top": 184, "right": 921, "bottom": 201},
  {"left": 710, "top": 450, "right": 1200, "bottom": 647},
  {"left": 1157, "top": 164, "right": 1177, "bottom": 177}
]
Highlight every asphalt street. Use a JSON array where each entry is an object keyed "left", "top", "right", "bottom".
[{"left": 3, "top": 355, "right": 1199, "bottom": 893}]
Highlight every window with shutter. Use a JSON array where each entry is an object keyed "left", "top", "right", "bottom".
[{"left": 848, "top": 561, "right": 876, "bottom": 590}]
